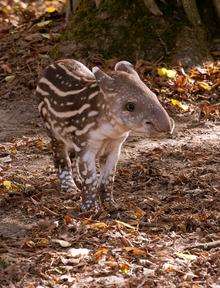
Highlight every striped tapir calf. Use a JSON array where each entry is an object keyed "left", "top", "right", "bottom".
[{"left": 36, "top": 59, "right": 174, "bottom": 212}]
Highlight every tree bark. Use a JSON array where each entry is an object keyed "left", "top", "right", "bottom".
[
  {"left": 171, "top": 0, "right": 212, "bottom": 68},
  {"left": 66, "top": 0, "right": 81, "bottom": 21},
  {"left": 212, "top": 0, "right": 220, "bottom": 18},
  {"left": 182, "top": 0, "right": 202, "bottom": 26},
  {"left": 143, "top": 0, "right": 163, "bottom": 16}
]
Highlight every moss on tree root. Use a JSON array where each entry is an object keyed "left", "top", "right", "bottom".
[
  {"left": 51, "top": 0, "right": 212, "bottom": 67},
  {"left": 53, "top": 0, "right": 182, "bottom": 62}
]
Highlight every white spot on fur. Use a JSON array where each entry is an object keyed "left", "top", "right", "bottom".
[
  {"left": 85, "top": 177, "right": 93, "bottom": 184},
  {"left": 88, "top": 111, "right": 99, "bottom": 117}
]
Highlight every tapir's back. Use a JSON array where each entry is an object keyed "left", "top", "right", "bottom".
[
  {"left": 36, "top": 59, "right": 101, "bottom": 145},
  {"left": 36, "top": 59, "right": 98, "bottom": 107}
]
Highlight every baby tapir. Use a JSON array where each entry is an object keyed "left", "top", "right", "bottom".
[{"left": 36, "top": 59, "right": 174, "bottom": 212}]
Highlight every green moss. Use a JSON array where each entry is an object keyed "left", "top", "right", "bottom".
[
  {"left": 59, "top": 0, "right": 179, "bottom": 62},
  {"left": 50, "top": 44, "right": 62, "bottom": 59},
  {"left": 0, "top": 258, "right": 9, "bottom": 269}
]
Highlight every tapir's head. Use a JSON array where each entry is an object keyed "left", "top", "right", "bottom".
[{"left": 93, "top": 61, "right": 174, "bottom": 136}]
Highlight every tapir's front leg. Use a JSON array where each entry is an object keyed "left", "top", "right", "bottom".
[
  {"left": 78, "top": 150, "right": 100, "bottom": 211},
  {"left": 99, "top": 135, "right": 128, "bottom": 209}
]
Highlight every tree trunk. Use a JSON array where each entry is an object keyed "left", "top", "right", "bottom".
[
  {"left": 142, "top": 0, "right": 163, "bottom": 16},
  {"left": 182, "top": 0, "right": 201, "bottom": 26},
  {"left": 59, "top": 0, "right": 214, "bottom": 68},
  {"left": 171, "top": 0, "right": 212, "bottom": 68}
]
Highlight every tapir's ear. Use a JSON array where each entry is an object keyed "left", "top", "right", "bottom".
[
  {"left": 115, "top": 61, "right": 139, "bottom": 78},
  {"left": 92, "top": 67, "right": 115, "bottom": 91}
]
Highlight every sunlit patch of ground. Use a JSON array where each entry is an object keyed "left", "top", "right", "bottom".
[{"left": 0, "top": 0, "right": 65, "bottom": 28}]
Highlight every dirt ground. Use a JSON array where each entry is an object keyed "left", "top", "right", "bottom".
[
  {"left": 0, "top": 115, "right": 220, "bottom": 287},
  {"left": 0, "top": 2, "right": 220, "bottom": 287}
]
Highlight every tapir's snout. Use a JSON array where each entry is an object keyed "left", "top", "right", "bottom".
[
  {"left": 141, "top": 87, "right": 175, "bottom": 136},
  {"left": 152, "top": 104, "right": 175, "bottom": 134}
]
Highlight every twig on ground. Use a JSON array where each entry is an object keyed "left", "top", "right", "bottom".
[{"left": 185, "top": 240, "right": 220, "bottom": 251}]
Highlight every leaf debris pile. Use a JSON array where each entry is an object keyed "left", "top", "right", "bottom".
[
  {"left": 135, "top": 62, "right": 220, "bottom": 120},
  {"left": 0, "top": 126, "right": 219, "bottom": 287}
]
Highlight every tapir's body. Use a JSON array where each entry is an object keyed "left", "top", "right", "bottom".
[{"left": 36, "top": 59, "right": 174, "bottom": 211}]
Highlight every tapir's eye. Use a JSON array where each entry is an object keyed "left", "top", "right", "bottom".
[{"left": 125, "top": 102, "right": 135, "bottom": 112}]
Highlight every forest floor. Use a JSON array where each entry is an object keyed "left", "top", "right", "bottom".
[{"left": 0, "top": 1, "right": 220, "bottom": 287}]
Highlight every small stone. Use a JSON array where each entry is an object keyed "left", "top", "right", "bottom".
[
  {"left": 68, "top": 247, "right": 90, "bottom": 258},
  {"left": 52, "top": 239, "right": 71, "bottom": 248}
]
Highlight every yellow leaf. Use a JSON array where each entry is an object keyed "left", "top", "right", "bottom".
[
  {"left": 124, "top": 247, "right": 146, "bottom": 257},
  {"left": 176, "top": 87, "right": 185, "bottom": 93},
  {"left": 5, "top": 75, "right": 15, "bottom": 82},
  {"left": 89, "top": 222, "right": 108, "bottom": 230},
  {"left": 3, "top": 180, "right": 12, "bottom": 190},
  {"left": 192, "top": 285, "right": 202, "bottom": 288},
  {"left": 37, "top": 238, "right": 49, "bottom": 247},
  {"left": 9, "top": 147, "right": 17, "bottom": 154},
  {"left": 157, "top": 67, "right": 167, "bottom": 76},
  {"left": 175, "top": 252, "right": 197, "bottom": 261},
  {"left": 35, "top": 138, "right": 46, "bottom": 150},
  {"left": 46, "top": 6, "right": 56, "bottom": 13},
  {"left": 119, "top": 262, "right": 130, "bottom": 274},
  {"left": 157, "top": 67, "right": 177, "bottom": 79},
  {"left": 2, "top": 6, "right": 11, "bottom": 14},
  {"left": 166, "top": 70, "right": 177, "bottom": 79},
  {"left": 197, "top": 81, "right": 212, "bottom": 91},
  {"left": 133, "top": 206, "right": 145, "bottom": 219},
  {"left": 170, "top": 99, "right": 188, "bottom": 111}
]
